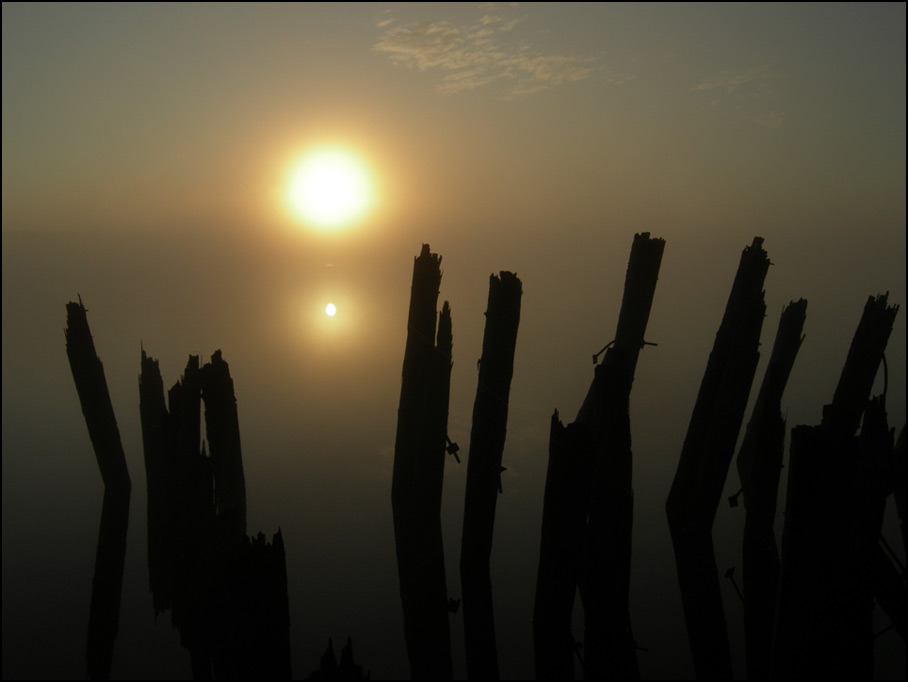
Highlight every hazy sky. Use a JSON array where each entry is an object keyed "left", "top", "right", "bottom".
[{"left": 3, "top": 3, "right": 905, "bottom": 679}]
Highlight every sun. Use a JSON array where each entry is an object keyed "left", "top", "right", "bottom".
[
  {"left": 325, "top": 303, "right": 337, "bottom": 317},
  {"left": 288, "top": 148, "right": 372, "bottom": 228}
]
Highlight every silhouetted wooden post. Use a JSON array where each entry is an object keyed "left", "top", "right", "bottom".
[
  {"left": 773, "top": 293, "right": 898, "bottom": 679},
  {"left": 141, "top": 351, "right": 219, "bottom": 674},
  {"left": 534, "top": 233, "right": 664, "bottom": 680},
  {"left": 140, "top": 348, "right": 290, "bottom": 679},
  {"left": 65, "top": 298, "right": 131, "bottom": 680},
  {"left": 460, "top": 271, "right": 522, "bottom": 680},
  {"left": 66, "top": 298, "right": 131, "bottom": 492},
  {"left": 201, "top": 349, "right": 247, "bottom": 545},
  {"left": 580, "top": 232, "right": 664, "bottom": 680},
  {"left": 139, "top": 350, "right": 176, "bottom": 615},
  {"left": 734, "top": 299, "right": 806, "bottom": 679},
  {"left": 534, "top": 413, "right": 592, "bottom": 680},
  {"left": 392, "top": 244, "right": 454, "bottom": 679},
  {"left": 894, "top": 425, "right": 906, "bottom": 557},
  {"left": 665, "top": 237, "right": 769, "bottom": 679}
]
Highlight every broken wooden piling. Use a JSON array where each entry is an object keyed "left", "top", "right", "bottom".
[
  {"left": 201, "top": 349, "right": 248, "bottom": 544},
  {"left": 581, "top": 232, "right": 664, "bottom": 680},
  {"left": 139, "top": 348, "right": 290, "bottom": 678},
  {"left": 66, "top": 298, "right": 131, "bottom": 492},
  {"left": 665, "top": 237, "right": 769, "bottom": 679},
  {"left": 460, "top": 270, "right": 522, "bottom": 680},
  {"left": 392, "top": 244, "right": 454, "bottom": 679},
  {"left": 773, "top": 293, "right": 899, "bottom": 679},
  {"left": 65, "top": 298, "right": 131, "bottom": 680},
  {"left": 534, "top": 232, "right": 664, "bottom": 680},
  {"left": 734, "top": 298, "right": 807, "bottom": 679}
]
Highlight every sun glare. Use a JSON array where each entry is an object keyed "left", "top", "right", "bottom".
[
  {"left": 325, "top": 302, "right": 337, "bottom": 317},
  {"left": 288, "top": 148, "right": 372, "bottom": 228}
]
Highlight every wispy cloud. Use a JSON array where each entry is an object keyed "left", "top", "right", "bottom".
[
  {"left": 692, "top": 65, "right": 773, "bottom": 93},
  {"left": 373, "top": 11, "right": 596, "bottom": 97},
  {"left": 693, "top": 65, "right": 784, "bottom": 127}
]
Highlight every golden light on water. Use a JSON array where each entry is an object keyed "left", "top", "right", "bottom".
[{"left": 287, "top": 147, "right": 373, "bottom": 229}]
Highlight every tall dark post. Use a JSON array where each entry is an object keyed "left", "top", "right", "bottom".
[
  {"left": 460, "top": 271, "right": 522, "bottom": 680},
  {"left": 66, "top": 298, "right": 131, "bottom": 492},
  {"left": 534, "top": 233, "right": 664, "bottom": 679},
  {"left": 65, "top": 298, "right": 131, "bottom": 680},
  {"left": 392, "top": 244, "right": 454, "bottom": 679},
  {"left": 665, "top": 237, "right": 769, "bottom": 679},
  {"left": 534, "top": 412, "right": 592, "bottom": 680},
  {"left": 735, "top": 299, "right": 807, "bottom": 679},
  {"left": 773, "top": 294, "right": 899, "bottom": 679},
  {"left": 201, "top": 349, "right": 247, "bottom": 545},
  {"left": 580, "top": 232, "right": 664, "bottom": 680},
  {"left": 140, "top": 350, "right": 178, "bottom": 616}
]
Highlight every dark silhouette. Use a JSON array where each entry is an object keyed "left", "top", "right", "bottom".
[
  {"left": 65, "top": 298, "right": 131, "bottom": 680},
  {"left": 875, "top": 423, "right": 906, "bottom": 643},
  {"left": 391, "top": 244, "right": 454, "bottom": 679},
  {"left": 308, "top": 637, "right": 368, "bottom": 680},
  {"left": 60, "top": 237, "right": 905, "bottom": 680},
  {"left": 666, "top": 237, "right": 769, "bottom": 679},
  {"left": 534, "top": 232, "right": 664, "bottom": 679},
  {"left": 460, "top": 270, "right": 522, "bottom": 680},
  {"left": 734, "top": 299, "right": 807, "bottom": 679},
  {"left": 139, "top": 349, "right": 291, "bottom": 679},
  {"left": 579, "top": 232, "right": 663, "bottom": 680},
  {"left": 773, "top": 293, "right": 899, "bottom": 678},
  {"left": 894, "top": 425, "right": 907, "bottom": 559},
  {"left": 533, "top": 411, "right": 592, "bottom": 680},
  {"left": 65, "top": 298, "right": 131, "bottom": 492},
  {"left": 202, "top": 351, "right": 248, "bottom": 544}
]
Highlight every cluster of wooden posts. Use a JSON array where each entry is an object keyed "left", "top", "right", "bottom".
[
  {"left": 66, "top": 231, "right": 903, "bottom": 679},
  {"left": 66, "top": 301, "right": 292, "bottom": 679},
  {"left": 391, "top": 235, "right": 904, "bottom": 680}
]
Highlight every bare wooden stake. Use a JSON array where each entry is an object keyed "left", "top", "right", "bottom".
[
  {"left": 65, "top": 299, "right": 131, "bottom": 680},
  {"left": 666, "top": 237, "right": 769, "bottom": 680},
  {"left": 461, "top": 271, "right": 522, "bottom": 680},
  {"left": 735, "top": 299, "right": 807, "bottom": 679},
  {"left": 392, "top": 244, "right": 454, "bottom": 680},
  {"left": 535, "top": 233, "right": 665, "bottom": 680},
  {"left": 774, "top": 294, "right": 899, "bottom": 679}
]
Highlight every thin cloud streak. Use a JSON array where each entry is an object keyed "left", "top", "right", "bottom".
[
  {"left": 692, "top": 65, "right": 773, "bottom": 93},
  {"left": 693, "top": 65, "right": 784, "bottom": 127},
  {"left": 374, "top": 14, "right": 596, "bottom": 96}
]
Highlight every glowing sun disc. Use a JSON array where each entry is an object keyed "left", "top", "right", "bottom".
[
  {"left": 288, "top": 149, "right": 371, "bottom": 227},
  {"left": 325, "top": 303, "right": 337, "bottom": 317}
]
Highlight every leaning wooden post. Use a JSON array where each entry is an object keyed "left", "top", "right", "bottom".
[
  {"left": 392, "top": 244, "right": 454, "bottom": 679},
  {"left": 581, "top": 232, "right": 664, "bottom": 680},
  {"left": 460, "top": 271, "right": 522, "bottom": 680},
  {"left": 534, "top": 233, "right": 664, "bottom": 680},
  {"left": 65, "top": 298, "right": 131, "bottom": 680},
  {"left": 734, "top": 299, "right": 806, "bottom": 679},
  {"left": 66, "top": 298, "right": 131, "bottom": 492},
  {"left": 665, "top": 237, "right": 769, "bottom": 679}
]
